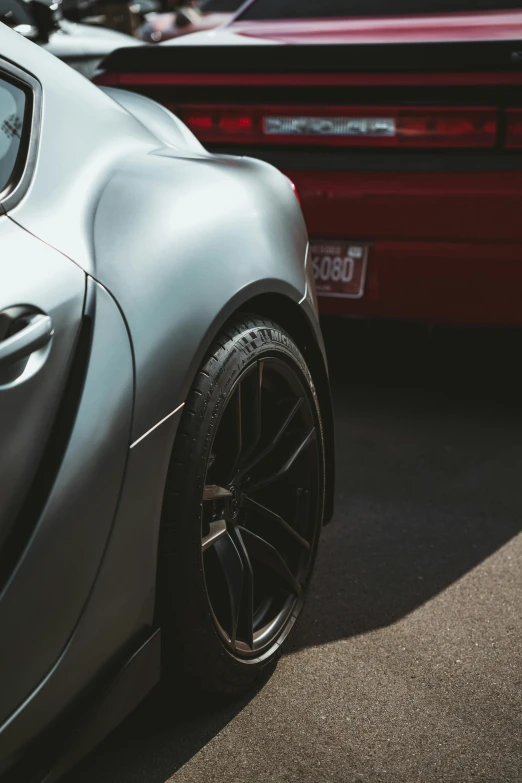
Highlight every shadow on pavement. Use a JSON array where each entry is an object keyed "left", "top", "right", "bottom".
[
  {"left": 67, "top": 318, "right": 522, "bottom": 781},
  {"left": 64, "top": 681, "right": 266, "bottom": 783},
  {"left": 289, "top": 318, "right": 522, "bottom": 651}
]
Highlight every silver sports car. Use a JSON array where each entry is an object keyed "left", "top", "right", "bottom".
[{"left": 0, "top": 24, "right": 334, "bottom": 781}]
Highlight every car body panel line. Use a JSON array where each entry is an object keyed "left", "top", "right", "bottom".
[{"left": 130, "top": 402, "right": 185, "bottom": 449}]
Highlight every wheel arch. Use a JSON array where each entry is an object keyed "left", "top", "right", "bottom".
[{"left": 180, "top": 289, "right": 335, "bottom": 526}]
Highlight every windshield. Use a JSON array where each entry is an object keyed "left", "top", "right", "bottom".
[{"left": 236, "top": 0, "right": 522, "bottom": 20}]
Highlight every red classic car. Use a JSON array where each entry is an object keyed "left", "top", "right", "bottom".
[{"left": 96, "top": 0, "right": 522, "bottom": 324}]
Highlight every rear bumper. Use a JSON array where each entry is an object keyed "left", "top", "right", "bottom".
[
  {"left": 289, "top": 167, "right": 522, "bottom": 325},
  {"left": 314, "top": 239, "right": 522, "bottom": 325}
]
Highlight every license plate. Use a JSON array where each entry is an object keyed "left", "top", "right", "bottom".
[{"left": 310, "top": 241, "right": 369, "bottom": 299}]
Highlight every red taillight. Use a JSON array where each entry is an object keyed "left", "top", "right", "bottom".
[
  {"left": 218, "top": 114, "right": 253, "bottom": 133},
  {"left": 182, "top": 108, "right": 259, "bottom": 142},
  {"left": 186, "top": 115, "right": 214, "bottom": 130},
  {"left": 397, "top": 110, "right": 497, "bottom": 148},
  {"left": 506, "top": 109, "right": 522, "bottom": 149},
  {"left": 180, "top": 105, "right": 498, "bottom": 149}
]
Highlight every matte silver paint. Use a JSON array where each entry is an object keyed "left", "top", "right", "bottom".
[
  {"left": 0, "top": 24, "right": 331, "bottom": 774},
  {"left": 0, "top": 217, "right": 85, "bottom": 556},
  {"left": 0, "top": 405, "right": 183, "bottom": 764},
  {"left": 93, "top": 140, "right": 308, "bottom": 440},
  {"left": 0, "top": 277, "right": 133, "bottom": 730}
]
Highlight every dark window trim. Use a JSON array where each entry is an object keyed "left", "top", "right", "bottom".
[{"left": 0, "top": 57, "right": 41, "bottom": 213}]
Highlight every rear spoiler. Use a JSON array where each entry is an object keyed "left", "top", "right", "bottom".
[{"left": 100, "top": 41, "right": 522, "bottom": 75}]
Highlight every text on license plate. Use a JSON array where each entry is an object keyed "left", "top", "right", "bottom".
[{"left": 311, "top": 241, "right": 369, "bottom": 299}]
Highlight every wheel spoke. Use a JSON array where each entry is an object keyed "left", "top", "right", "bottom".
[
  {"left": 247, "top": 428, "right": 316, "bottom": 494},
  {"left": 243, "top": 495, "right": 310, "bottom": 551},
  {"left": 254, "top": 359, "right": 263, "bottom": 445},
  {"left": 229, "top": 527, "right": 254, "bottom": 650},
  {"left": 203, "top": 485, "right": 232, "bottom": 501},
  {"left": 227, "top": 381, "right": 243, "bottom": 478},
  {"left": 233, "top": 360, "right": 264, "bottom": 474},
  {"left": 214, "top": 533, "right": 244, "bottom": 646},
  {"left": 239, "top": 527, "right": 302, "bottom": 596},
  {"left": 202, "top": 519, "right": 227, "bottom": 552},
  {"left": 236, "top": 397, "right": 303, "bottom": 482}
]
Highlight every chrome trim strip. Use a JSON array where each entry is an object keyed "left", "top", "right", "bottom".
[{"left": 130, "top": 402, "right": 185, "bottom": 449}]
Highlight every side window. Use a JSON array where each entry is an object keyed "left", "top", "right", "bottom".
[{"left": 0, "top": 75, "right": 26, "bottom": 196}]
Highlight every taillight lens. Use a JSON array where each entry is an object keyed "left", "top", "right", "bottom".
[
  {"left": 180, "top": 105, "right": 497, "bottom": 149},
  {"left": 397, "top": 109, "right": 496, "bottom": 148},
  {"left": 506, "top": 109, "right": 522, "bottom": 148},
  {"left": 182, "top": 108, "right": 259, "bottom": 143}
]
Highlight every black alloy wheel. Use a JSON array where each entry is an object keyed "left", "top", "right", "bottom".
[{"left": 160, "top": 315, "right": 326, "bottom": 694}]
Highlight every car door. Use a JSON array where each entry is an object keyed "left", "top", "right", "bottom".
[{"left": 0, "top": 67, "right": 86, "bottom": 572}]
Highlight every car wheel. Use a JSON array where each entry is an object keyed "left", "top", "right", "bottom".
[{"left": 159, "top": 314, "right": 326, "bottom": 694}]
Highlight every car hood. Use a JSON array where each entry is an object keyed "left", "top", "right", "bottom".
[{"left": 204, "top": 9, "right": 522, "bottom": 45}]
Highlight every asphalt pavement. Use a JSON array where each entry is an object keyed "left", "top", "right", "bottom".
[{"left": 68, "top": 318, "right": 522, "bottom": 783}]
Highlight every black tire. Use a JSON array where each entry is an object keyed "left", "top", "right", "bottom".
[{"left": 159, "top": 314, "right": 326, "bottom": 695}]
